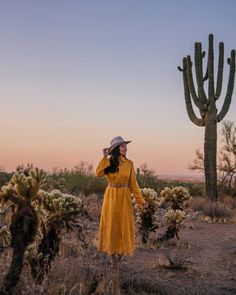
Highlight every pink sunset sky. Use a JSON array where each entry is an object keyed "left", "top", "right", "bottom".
[{"left": 0, "top": 1, "right": 235, "bottom": 176}]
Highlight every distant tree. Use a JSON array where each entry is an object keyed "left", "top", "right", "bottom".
[
  {"left": 136, "top": 163, "right": 158, "bottom": 189},
  {"left": 73, "top": 161, "right": 94, "bottom": 175},
  {"left": 139, "top": 163, "right": 156, "bottom": 177},
  {"left": 218, "top": 121, "right": 236, "bottom": 190},
  {"left": 189, "top": 150, "right": 204, "bottom": 172},
  {"left": 190, "top": 120, "right": 236, "bottom": 193}
]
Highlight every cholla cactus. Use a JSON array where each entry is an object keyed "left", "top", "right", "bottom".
[
  {"left": 29, "top": 189, "right": 87, "bottom": 284},
  {"left": 0, "top": 167, "right": 46, "bottom": 295},
  {"left": 0, "top": 167, "right": 52, "bottom": 294},
  {"left": 140, "top": 188, "right": 163, "bottom": 209},
  {"left": 133, "top": 188, "right": 162, "bottom": 243},
  {"left": 161, "top": 186, "right": 190, "bottom": 210},
  {"left": 0, "top": 168, "right": 47, "bottom": 207},
  {"left": 157, "top": 187, "right": 190, "bottom": 243},
  {"left": 42, "top": 190, "right": 83, "bottom": 215},
  {"left": 165, "top": 209, "right": 186, "bottom": 226},
  {"left": 1, "top": 183, "right": 14, "bottom": 197},
  {"left": 158, "top": 209, "right": 187, "bottom": 242},
  {"left": 10, "top": 168, "right": 47, "bottom": 200},
  {"left": 0, "top": 165, "right": 89, "bottom": 291},
  {"left": 39, "top": 189, "right": 85, "bottom": 232}
]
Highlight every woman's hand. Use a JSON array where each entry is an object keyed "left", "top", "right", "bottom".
[{"left": 103, "top": 148, "right": 109, "bottom": 158}]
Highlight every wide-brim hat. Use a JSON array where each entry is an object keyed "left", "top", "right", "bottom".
[{"left": 108, "top": 136, "right": 132, "bottom": 155}]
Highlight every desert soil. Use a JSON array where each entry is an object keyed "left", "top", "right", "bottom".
[{"left": 0, "top": 194, "right": 236, "bottom": 295}]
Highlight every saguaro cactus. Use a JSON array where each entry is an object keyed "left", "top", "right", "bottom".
[{"left": 178, "top": 34, "right": 235, "bottom": 201}]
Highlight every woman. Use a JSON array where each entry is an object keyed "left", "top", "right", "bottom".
[{"left": 95, "top": 136, "right": 148, "bottom": 270}]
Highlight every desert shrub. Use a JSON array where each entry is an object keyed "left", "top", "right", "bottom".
[
  {"left": 187, "top": 183, "right": 205, "bottom": 197},
  {"left": 204, "top": 202, "right": 231, "bottom": 219},
  {"left": 133, "top": 186, "right": 191, "bottom": 244},
  {"left": 157, "top": 186, "right": 190, "bottom": 242},
  {"left": 63, "top": 173, "right": 107, "bottom": 196},
  {"left": 218, "top": 183, "right": 236, "bottom": 197},
  {"left": 219, "top": 196, "right": 236, "bottom": 209},
  {"left": 136, "top": 165, "right": 205, "bottom": 198},
  {"left": 1, "top": 163, "right": 206, "bottom": 199},
  {"left": 188, "top": 196, "right": 232, "bottom": 220},
  {"left": 48, "top": 162, "right": 107, "bottom": 196},
  {"left": 28, "top": 189, "right": 89, "bottom": 284},
  {"left": 133, "top": 188, "right": 162, "bottom": 243},
  {"left": 136, "top": 164, "right": 159, "bottom": 189}
]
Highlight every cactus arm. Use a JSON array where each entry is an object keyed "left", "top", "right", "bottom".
[
  {"left": 186, "top": 56, "right": 206, "bottom": 111},
  {"left": 8, "top": 194, "right": 24, "bottom": 204},
  {"left": 180, "top": 58, "right": 205, "bottom": 126},
  {"left": 215, "top": 42, "right": 224, "bottom": 99},
  {"left": 194, "top": 42, "right": 209, "bottom": 105},
  {"left": 217, "top": 50, "right": 236, "bottom": 122},
  {"left": 0, "top": 191, "right": 23, "bottom": 205},
  {"left": 208, "top": 34, "right": 215, "bottom": 99},
  {"left": 203, "top": 66, "right": 208, "bottom": 81}
]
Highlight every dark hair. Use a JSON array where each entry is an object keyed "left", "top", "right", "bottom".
[{"left": 104, "top": 145, "right": 120, "bottom": 174}]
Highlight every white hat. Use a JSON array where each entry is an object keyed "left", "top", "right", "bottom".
[{"left": 108, "top": 136, "right": 132, "bottom": 155}]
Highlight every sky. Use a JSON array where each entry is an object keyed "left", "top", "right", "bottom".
[{"left": 0, "top": 0, "right": 235, "bottom": 176}]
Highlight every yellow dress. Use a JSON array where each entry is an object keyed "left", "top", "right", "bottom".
[{"left": 95, "top": 155, "right": 145, "bottom": 256}]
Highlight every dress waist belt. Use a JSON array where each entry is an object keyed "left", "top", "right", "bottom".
[{"left": 108, "top": 183, "right": 129, "bottom": 188}]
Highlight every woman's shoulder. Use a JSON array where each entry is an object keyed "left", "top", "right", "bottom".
[{"left": 124, "top": 157, "right": 133, "bottom": 165}]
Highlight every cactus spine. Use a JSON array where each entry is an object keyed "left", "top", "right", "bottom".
[{"left": 178, "top": 34, "right": 235, "bottom": 201}]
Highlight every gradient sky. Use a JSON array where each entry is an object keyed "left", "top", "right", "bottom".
[{"left": 0, "top": 0, "right": 235, "bottom": 176}]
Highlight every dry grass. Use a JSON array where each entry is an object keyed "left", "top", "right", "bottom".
[
  {"left": 0, "top": 232, "right": 167, "bottom": 295},
  {"left": 11, "top": 256, "right": 167, "bottom": 295},
  {"left": 218, "top": 195, "right": 236, "bottom": 209},
  {"left": 188, "top": 196, "right": 234, "bottom": 221}
]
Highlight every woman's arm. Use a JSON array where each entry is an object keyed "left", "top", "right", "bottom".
[
  {"left": 95, "top": 157, "right": 110, "bottom": 177},
  {"left": 129, "top": 161, "right": 145, "bottom": 208}
]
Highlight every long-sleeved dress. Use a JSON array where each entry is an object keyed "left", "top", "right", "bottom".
[{"left": 95, "top": 155, "right": 145, "bottom": 256}]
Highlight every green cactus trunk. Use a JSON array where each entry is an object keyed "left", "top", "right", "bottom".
[{"left": 204, "top": 102, "right": 217, "bottom": 200}]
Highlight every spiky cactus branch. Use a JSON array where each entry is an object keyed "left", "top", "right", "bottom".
[{"left": 178, "top": 34, "right": 235, "bottom": 201}]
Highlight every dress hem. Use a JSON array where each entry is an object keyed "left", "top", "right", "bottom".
[{"left": 97, "top": 249, "right": 134, "bottom": 257}]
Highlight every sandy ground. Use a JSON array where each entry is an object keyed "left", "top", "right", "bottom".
[{"left": 0, "top": 194, "right": 236, "bottom": 295}]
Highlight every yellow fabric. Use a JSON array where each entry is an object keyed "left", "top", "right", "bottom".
[{"left": 95, "top": 155, "right": 145, "bottom": 256}]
